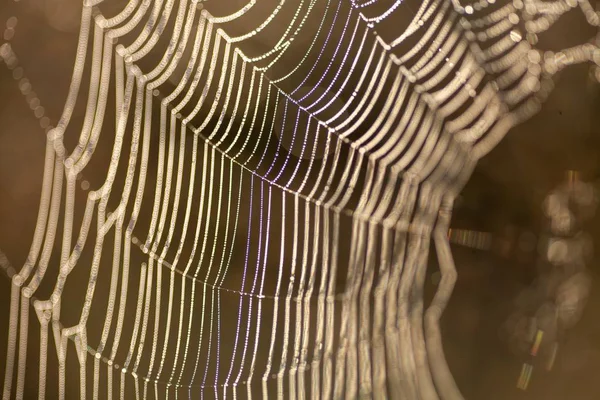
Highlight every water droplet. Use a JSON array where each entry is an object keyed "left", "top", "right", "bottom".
[
  {"left": 3, "top": 28, "right": 15, "bottom": 41},
  {"left": 12, "top": 66, "right": 23, "bottom": 80},
  {"left": 6, "top": 17, "right": 18, "bottom": 29},
  {"left": 34, "top": 106, "right": 45, "bottom": 118},
  {"left": 40, "top": 117, "right": 50, "bottom": 128}
]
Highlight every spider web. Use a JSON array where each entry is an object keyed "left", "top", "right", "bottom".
[{"left": 1, "top": 0, "right": 599, "bottom": 399}]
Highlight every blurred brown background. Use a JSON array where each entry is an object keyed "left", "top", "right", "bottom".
[{"left": 1, "top": 0, "right": 600, "bottom": 399}]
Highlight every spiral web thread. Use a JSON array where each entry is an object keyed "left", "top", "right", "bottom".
[{"left": 1, "top": 0, "right": 599, "bottom": 399}]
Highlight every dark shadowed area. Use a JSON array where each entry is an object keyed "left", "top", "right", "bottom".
[{"left": 1, "top": 0, "right": 599, "bottom": 399}]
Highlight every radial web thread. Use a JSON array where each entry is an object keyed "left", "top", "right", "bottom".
[{"left": 2, "top": 0, "right": 600, "bottom": 399}]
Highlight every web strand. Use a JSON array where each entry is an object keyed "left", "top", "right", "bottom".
[{"left": 2, "top": 0, "right": 600, "bottom": 399}]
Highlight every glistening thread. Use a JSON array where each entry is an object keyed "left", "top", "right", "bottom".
[{"left": 2, "top": 0, "right": 600, "bottom": 399}]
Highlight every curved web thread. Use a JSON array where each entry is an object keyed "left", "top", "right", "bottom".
[{"left": 1, "top": 0, "right": 599, "bottom": 399}]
